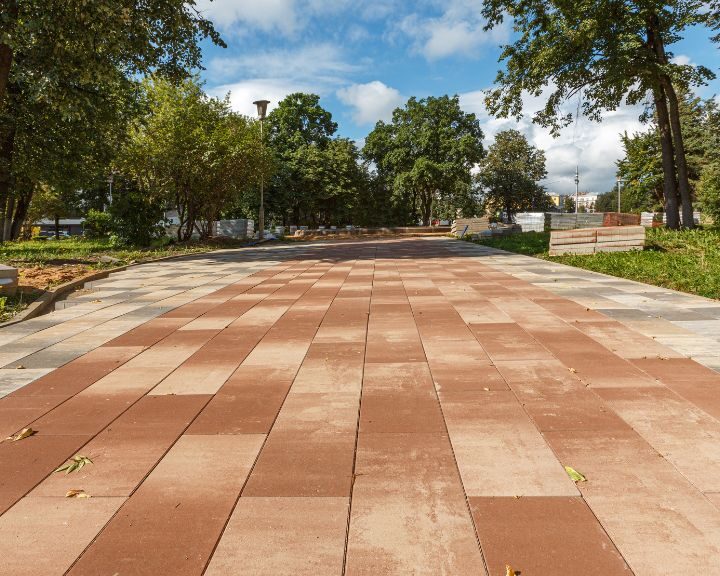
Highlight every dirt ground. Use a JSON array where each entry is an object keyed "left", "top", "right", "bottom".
[{"left": 18, "top": 264, "right": 97, "bottom": 291}]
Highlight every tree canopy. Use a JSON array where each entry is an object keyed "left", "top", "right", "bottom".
[
  {"left": 0, "top": 0, "right": 223, "bottom": 241},
  {"left": 481, "top": 0, "right": 717, "bottom": 228},
  {"left": 477, "top": 129, "right": 551, "bottom": 219},
  {"left": 363, "top": 95, "right": 484, "bottom": 225}
]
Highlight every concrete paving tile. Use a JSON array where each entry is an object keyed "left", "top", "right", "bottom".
[
  {"left": 596, "top": 386, "right": 720, "bottom": 492},
  {"left": 441, "top": 390, "right": 578, "bottom": 497},
  {"left": 470, "top": 497, "right": 631, "bottom": 576},
  {"left": 291, "top": 342, "right": 364, "bottom": 393},
  {"left": 631, "top": 357, "right": 720, "bottom": 382},
  {"left": 0, "top": 496, "right": 126, "bottom": 576},
  {"left": 66, "top": 434, "right": 265, "bottom": 576},
  {"left": 431, "top": 362, "right": 509, "bottom": 394},
  {"left": 103, "top": 317, "right": 190, "bottom": 346},
  {"left": 469, "top": 322, "right": 553, "bottom": 361},
  {"left": 495, "top": 359, "right": 631, "bottom": 432},
  {"left": 187, "top": 367, "right": 295, "bottom": 435},
  {"left": 346, "top": 433, "right": 486, "bottom": 576},
  {"left": 0, "top": 395, "right": 67, "bottom": 438},
  {"left": 0, "top": 434, "right": 91, "bottom": 514},
  {"left": 29, "top": 391, "right": 138, "bottom": 436},
  {"left": 243, "top": 431, "right": 356, "bottom": 497},
  {"left": 31, "top": 395, "right": 210, "bottom": 497},
  {"left": 273, "top": 392, "right": 360, "bottom": 434},
  {"left": 205, "top": 497, "right": 348, "bottom": 576},
  {"left": 360, "top": 363, "right": 444, "bottom": 433}
]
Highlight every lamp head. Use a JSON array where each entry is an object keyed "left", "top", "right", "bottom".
[{"left": 253, "top": 100, "right": 271, "bottom": 119}]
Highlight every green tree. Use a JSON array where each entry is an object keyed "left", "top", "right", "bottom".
[
  {"left": 363, "top": 95, "right": 484, "bottom": 225},
  {"left": 698, "top": 164, "right": 720, "bottom": 224},
  {"left": 563, "top": 196, "right": 577, "bottom": 213},
  {"left": 265, "top": 93, "right": 367, "bottom": 226},
  {"left": 477, "top": 130, "right": 550, "bottom": 220},
  {"left": 481, "top": 0, "right": 716, "bottom": 228},
  {"left": 617, "top": 93, "right": 717, "bottom": 214},
  {"left": 117, "top": 77, "right": 262, "bottom": 241},
  {"left": 0, "top": 1, "right": 223, "bottom": 241}
]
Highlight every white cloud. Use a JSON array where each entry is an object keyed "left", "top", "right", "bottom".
[
  {"left": 195, "top": 0, "right": 357, "bottom": 36},
  {"left": 207, "top": 43, "right": 359, "bottom": 85},
  {"left": 337, "top": 81, "right": 404, "bottom": 124},
  {"left": 460, "top": 89, "right": 646, "bottom": 194},
  {"left": 397, "top": 0, "right": 509, "bottom": 60},
  {"left": 195, "top": 0, "right": 299, "bottom": 35},
  {"left": 671, "top": 54, "right": 694, "bottom": 66},
  {"left": 207, "top": 78, "right": 315, "bottom": 117}
]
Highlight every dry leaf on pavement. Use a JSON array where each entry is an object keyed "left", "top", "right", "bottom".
[
  {"left": 6, "top": 427, "right": 36, "bottom": 442},
  {"left": 564, "top": 465, "right": 587, "bottom": 483}
]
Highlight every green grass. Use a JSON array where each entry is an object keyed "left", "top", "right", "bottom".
[
  {"left": 468, "top": 227, "right": 720, "bottom": 300},
  {"left": 0, "top": 292, "right": 41, "bottom": 324},
  {"left": 0, "top": 237, "right": 246, "bottom": 268}
]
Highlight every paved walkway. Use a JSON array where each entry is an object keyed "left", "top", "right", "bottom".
[{"left": 1, "top": 237, "right": 720, "bottom": 575}]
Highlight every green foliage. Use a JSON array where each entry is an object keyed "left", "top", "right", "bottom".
[
  {"left": 0, "top": 0, "right": 223, "bottom": 242},
  {"left": 364, "top": 95, "right": 484, "bottom": 225},
  {"left": 83, "top": 210, "right": 113, "bottom": 239},
  {"left": 617, "top": 94, "right": 720, "bottom": 214},
  {"left": 698, "top": 164, "right": 720, "bottom": 223},
  {"left": 481, "top": 0, "right": 716, "bottom": 227},
  {"left": 477, "top": 129, "right": 550, "bottom": 220},
  {"left": 563, "top": 196, "right": 576, "bottom": 213},
  {"left": 266, "top": 93, "right": 367, "bottom": 226},
  {"left": 107, "top": 179, "right": 166, "bottom": 245},
  {"left": 481, "top": 0, "right": 714, "bottom": 133},
  {"left": 470, "top": 228, "right": 720, "bottom": 299},
  {"left": 117, "top": 77, "right": 262, "bottom": 241}
]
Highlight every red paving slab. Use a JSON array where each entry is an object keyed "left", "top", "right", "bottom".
[{"left": 3, "top": 237, "right": 720, "bottom": 574}]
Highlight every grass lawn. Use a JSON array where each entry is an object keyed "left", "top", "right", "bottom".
[
  {"left": 0, "top": 237, "right": 249, "bottom": 291},
  {"left": 468, "top": 227, "right": 720, "bottom": 300}
]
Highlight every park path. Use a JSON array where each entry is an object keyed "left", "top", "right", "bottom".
[{"left": 1, "top": 236, "right": 720, "bottom": 575}]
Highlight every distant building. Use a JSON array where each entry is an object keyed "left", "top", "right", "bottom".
[
  {"left": 576, "top": 193, "right": 598, "bottom": 212},
  {"left": 35, "top": 218, "right": 84, "bottom": 236}
]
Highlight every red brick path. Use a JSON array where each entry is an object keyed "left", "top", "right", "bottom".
[{"left": 2, "top": 237, "right": 720, "bottom": 575}]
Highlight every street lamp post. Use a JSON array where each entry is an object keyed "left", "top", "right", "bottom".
[{"left": 253, "top": 99, "right": 270, "bottom": 240}]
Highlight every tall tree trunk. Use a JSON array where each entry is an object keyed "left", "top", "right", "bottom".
[
  {"left": 0, "top": 0, "right": 18, "bottom": 107},
  {"left": 662, "top": 78, "right": 694, "bottom": 228},
  {"left": 647, "top": 15, "right": 680, "bottom": 229},
  {"left": 54, "top": 214, "right": 60, "bottom": 238},
  {"left": 0, "top": 115, "right": 16, "bottom": 242},
  {"left": 10, "top": 181, "right": 33, "bottom": 240},
  {"left": 653, "top": 87, "right": 680, "bottom": 229},
  {"left": 3, "top": 193, "right": 14, "bottom": 239},
  {"left": 648, "top": 10, "right": 693, "bottom": 227}
]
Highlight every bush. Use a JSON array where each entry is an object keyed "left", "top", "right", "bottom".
[
  {"left": 698, "top": 164, "right": 720, "bottom": 225},
  {"left": 107, "top": 180, "right": 167, "bottom": 246},
  {"left": 83, "top": 209, "right": 113, "bottom": 238}
]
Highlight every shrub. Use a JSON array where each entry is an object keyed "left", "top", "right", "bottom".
[{"left": 83, "top": 209, "right": 113, "bottom": 238}]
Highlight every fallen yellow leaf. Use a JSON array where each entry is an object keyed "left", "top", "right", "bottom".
[
  {"left": 568, "top": 367, "right": 577, "bottom": 374},
  {"left": 65, "top": 489, "right": 91, "bottom": 498},
  {"left": 6, "top": 428, "right": 36, "bottom": 442},
  {"left": 506, "top": 565, "right": 515, "bottom": 576},
  {"left": 565, "top": 465, "right": 587, "bottom": 483}
]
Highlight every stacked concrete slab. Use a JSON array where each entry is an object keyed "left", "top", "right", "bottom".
[
  {"left": 514, "top": 212, "right": 548, "bottom": 232},
  {"left": 214, "top": 219, "right": 254, "bottom": 239},
  {"left": 452, "top": 217, "right": 490, "bottom": 237},
  {"left": 548, "top": 213, "right": 605, "bottom": 230},
  {"left": 0, "top": 264, "right": 18, "bottom": 296},
  {"left": 550, "top": 225, "right": 645, "bottom": 256}
]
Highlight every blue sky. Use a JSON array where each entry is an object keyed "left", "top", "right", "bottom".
[{"left": 196, "top": 0, "right": 720, "bottom": 195}]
